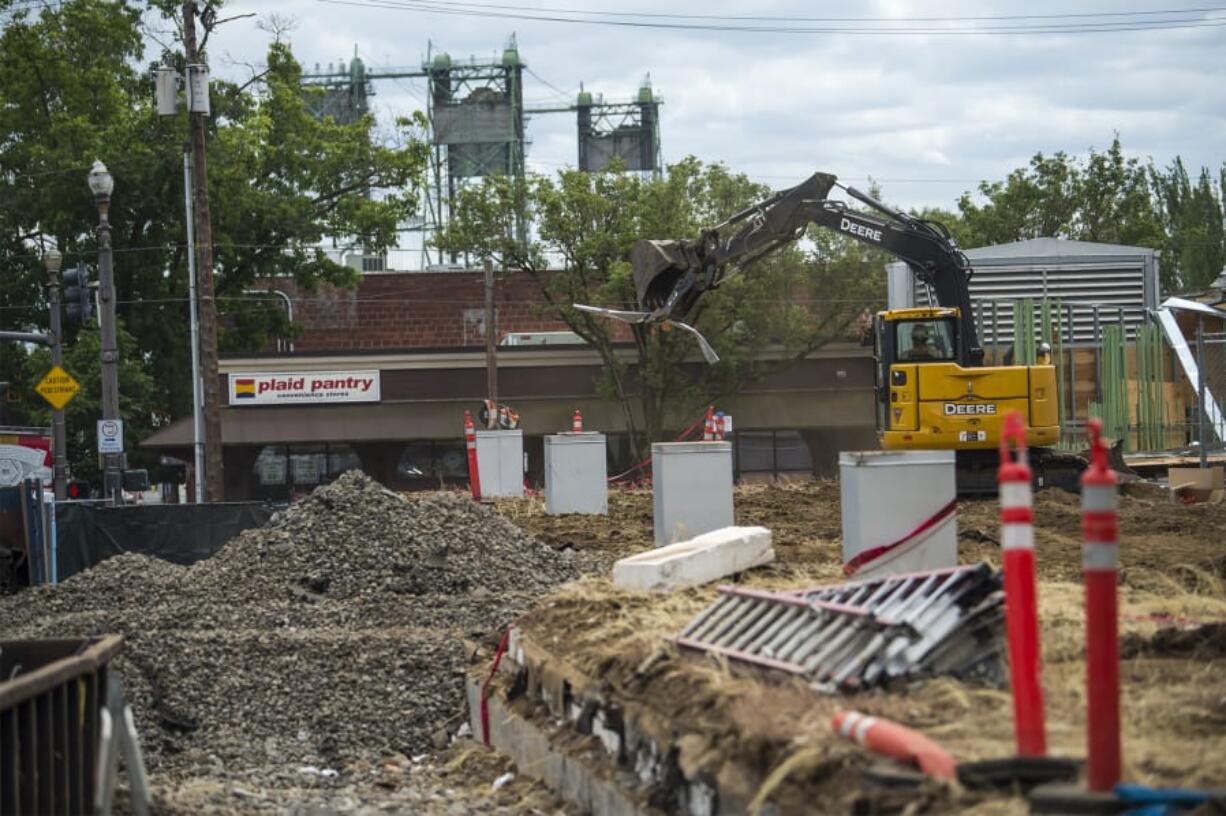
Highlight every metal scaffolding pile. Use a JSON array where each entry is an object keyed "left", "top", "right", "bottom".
[{"left": 675, "top": 564, "right": 1004, "bottom": 692}]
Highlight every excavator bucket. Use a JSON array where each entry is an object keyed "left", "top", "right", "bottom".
[{"left": 632, "top": 239, "right": 695, "bottom": 311}]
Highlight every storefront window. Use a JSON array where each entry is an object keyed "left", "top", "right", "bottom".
[
  {"left": 393, "top": 441, "right": 470, "bottom": 487},
  {"left": 255, "top": 445, "right": 288, "bottom": 486},
  {"left": 290, "top": 446, "right": 327, "bottom": 486},
  {"left": 250, "top": 443, "right": 362, "bottom": 499},
  {"left": 397, "top": 443, "right": 434, "bottom": 480}
]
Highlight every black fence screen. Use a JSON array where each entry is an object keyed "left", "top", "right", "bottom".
[{"left": 54, "top": 502, "right": 271, "bottom": 582}]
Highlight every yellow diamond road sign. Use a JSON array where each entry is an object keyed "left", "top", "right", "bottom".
[{"left": 35, "top": 365, "right": 81, "bottom": 411}]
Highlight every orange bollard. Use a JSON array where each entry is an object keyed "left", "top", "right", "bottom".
[
  {"left": 832, "top": 710, "right": 958, "bottom": 780},
  {"left": 1082, "top": 418, "right": 1120, "bottom": 791},
  {"left": 572, "top": 409, "right": 583, "bottom": 433},
  {"left": 464, "top": 410, "right": 482, "bottom": 501},
  {"left": 998, "top": 410, "right": 1046, "bottom": 757},
  {"left": 703, "top": 405, "right": 715, "bottom": 441}
]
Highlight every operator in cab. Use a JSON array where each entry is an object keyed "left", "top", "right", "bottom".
[{"left": 902, "top": 323, "right": 937, "bottom": 360}]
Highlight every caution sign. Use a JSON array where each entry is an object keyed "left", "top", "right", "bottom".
[{"left": 35, "top": 365, "right": 81, "bottom": 411}]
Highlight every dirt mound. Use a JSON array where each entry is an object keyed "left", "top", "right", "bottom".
[
  {"left": 0, "top": 471, "right": 576, "bottom": 785},
  {"left": 498, "top": 479, "right": 846, "bottom": 573},
  {"left": 501, "top": 479, "right": 1226, "bottom": 587}
]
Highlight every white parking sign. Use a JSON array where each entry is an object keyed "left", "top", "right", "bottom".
[{"left": 97, "top": 419, "right": 124, "bottom": 454}]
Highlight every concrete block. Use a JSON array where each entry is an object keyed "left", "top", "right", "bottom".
[{"left": 613, "top": 526, "right": 774, "bottom": 592}]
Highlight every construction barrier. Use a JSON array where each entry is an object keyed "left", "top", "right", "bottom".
[
  {"left": 0, "top": 635, "right": 123, "bottom": 815},
  {"left": 998, "top": 411, "right": 1047, "bottom": 757},
  {"left": 54, "top": 501, "right": 270, "bottom": 583},
  {"left": 464, "top": 411, "right": 482, "bottom": 501},
  {"left": 1081, "top": 417, "right": 1121, "bottom": 791},
  {"left": 833, "top": 710, "right": 958, "bottom": 780}
]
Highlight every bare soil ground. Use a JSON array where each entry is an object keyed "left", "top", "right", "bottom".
[{"left": 493, "top": 483, "right": 1226, "bottom": 813}]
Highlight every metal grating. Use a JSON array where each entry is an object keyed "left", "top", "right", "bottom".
[{"left": 675, "top": 564, "right": 1004, "bottom": 692}]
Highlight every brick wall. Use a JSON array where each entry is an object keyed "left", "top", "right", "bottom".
[{"left": 262, "top": 271, "right": 583, "bottom": 351}]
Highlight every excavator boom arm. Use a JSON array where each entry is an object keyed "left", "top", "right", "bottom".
[{"left": 632, "top": 171, "right": 982, "bottom": 364}]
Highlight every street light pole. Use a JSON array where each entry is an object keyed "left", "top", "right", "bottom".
[
  {"left": 89, "top": 160, "right": 123, "bottom": 505},
  {"left": 44, "top": 248, "right": 68, "bottom": 501}
]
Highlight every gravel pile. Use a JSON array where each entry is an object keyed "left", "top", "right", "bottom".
[{"left": 0, "top": 471, "right": 577, "bottom": 784}]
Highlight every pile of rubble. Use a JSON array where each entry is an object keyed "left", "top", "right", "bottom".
[{"left": 0, "top": 471, "right": 576, "bottom": 785}]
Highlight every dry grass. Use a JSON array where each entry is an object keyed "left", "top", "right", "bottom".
[
  {"left": 494, "top": 482, "right": 1226, "bottom": 809},
  {"left": 515, "top": 575, "right": 1226, "bottom": 810}
]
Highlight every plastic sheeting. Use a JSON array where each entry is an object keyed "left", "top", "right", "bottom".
[{"left": 54, "top": 502, "right": 271, "bottom": 582}]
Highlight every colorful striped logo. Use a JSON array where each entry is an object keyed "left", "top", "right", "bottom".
[{"left": 234, "top": 378, "right": 256, "bottom": 399}]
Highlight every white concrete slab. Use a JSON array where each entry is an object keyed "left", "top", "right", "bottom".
[{"left": 612, "top": 526, "right": 774, "bottom": 593}]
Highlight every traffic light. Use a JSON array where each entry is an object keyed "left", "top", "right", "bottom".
[
  {"left": 66, "top": 480, "right": 90, "bottom": 499},
  {"left": 62, "top": 266, "right": 93, "bottom": 327}
]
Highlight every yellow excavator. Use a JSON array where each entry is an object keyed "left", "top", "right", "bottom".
[{"left": 577, "top": 171, "right": 1064, "bottom": 490}]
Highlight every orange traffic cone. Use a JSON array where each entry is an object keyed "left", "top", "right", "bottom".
[
  {"left": 703, "top": 406, "right": 715, "bottom": 441},
  {"left": 572, "top": 409, "right": 583, "bottom": 432},
  {"left": 832, "top": 710, "right": 957, "bottom": 780}
]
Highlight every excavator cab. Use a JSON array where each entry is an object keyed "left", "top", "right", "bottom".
[{"left": 875, "top": 307, "right": 1060, "bottom": 455}]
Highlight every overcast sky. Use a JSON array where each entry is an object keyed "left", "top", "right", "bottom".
[{"left": 203, "top": 1, "right": 1225, "bottom": 216}]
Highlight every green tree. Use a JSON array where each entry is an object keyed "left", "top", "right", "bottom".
[
  {"left": 956, "top": 137, "right": 1163, "bottom": 251},
  {"left": 1151, "top": 158, "right": 1225, "bottom": 292},
  {"left": 23, "top": 328, "right": 157, "bottom": 483},
  {"left": 436, "top": 159, "right": 884, "bottom": 454},
  {"left": 0, "top": 0, "right": 428, "bottom": 480}
]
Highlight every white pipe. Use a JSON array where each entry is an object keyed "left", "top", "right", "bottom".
[
  {"left": 184, "top": 152, "right": 205, "bottom": 504},
  {"left": 242, "top": 288, "right": 294, "bottom": 352}
]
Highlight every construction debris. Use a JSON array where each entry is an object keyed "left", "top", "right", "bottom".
[
  {"left": 612, "top": 525, "right": 774, "bottom": 592},
  {"left": 0, "top": 471, "right": 577, "bottom": 803},
  {"left": 675, "top": 563, "right": 1004, "bottom": 691}
]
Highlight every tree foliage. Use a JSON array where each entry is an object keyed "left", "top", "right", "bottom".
[
  {"left": 949, "top": 136, "right": 1225, "bottom": 293},
  {"left": 0, "top": 0, "right": 427, "bottom": 483},
  {"left": 955, "top": 137, "right": 1164, "bottom": 250},
  {"left": 22, "top": 328, "right": 157, "bottom": 483},
  {"left": 436, "top": 158, "right": 885, "bottom": 453},
  {"left": 1151, "top": 158, "right": 1225, "bottom": 291}
]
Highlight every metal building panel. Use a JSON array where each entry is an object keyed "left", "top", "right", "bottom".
[
  {"left": 894, "top": 255, "right": 1155, "bottom": 344},
  {"left": 475, "top": 430, "right": 523, "bottom": 498},
  {"left": 544, "top": 433, "right": 608, "bottom": 515},
  {"left": 433, "top": 102, "right": 513, "bottom": 144}
]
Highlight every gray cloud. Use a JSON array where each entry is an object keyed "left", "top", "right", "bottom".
[{"left": 207, "top": 0, "right": 1226, "bottom": 214}]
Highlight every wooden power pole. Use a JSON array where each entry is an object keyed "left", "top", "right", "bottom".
[
  {"left": 484, "top": 259, "right": 498, "bottom": 413},
  {"left": 183, "top": 1, "right": 224, "bottom": 501}
]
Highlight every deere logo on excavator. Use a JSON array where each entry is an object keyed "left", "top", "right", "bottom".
[
  {"left": 839, "top": 217, "right": 883, "bottom": 243},
  {"left": 944, "top": 403, "right": 997, "bottom": 415}
]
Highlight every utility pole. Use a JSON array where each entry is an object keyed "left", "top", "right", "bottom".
[
  {"left": 183, "top": 0, "right": 224, "bottom": 502},
  {"left": 44, "top": 249, "right": 67, "bottom": 500},
  {"left": 484, "top": 259, "right": 498, "bottom": 419},
  {"left": 184, "top": 149, "right": 205, "bottom": 503}
]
